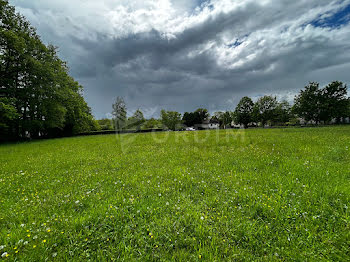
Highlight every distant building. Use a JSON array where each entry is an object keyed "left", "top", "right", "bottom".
[{"left": 196, "top": 119, "right": 220, "bottom": 129}]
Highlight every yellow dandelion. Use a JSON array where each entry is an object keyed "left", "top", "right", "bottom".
[
  {"left": 42, "top": 240, "right": 46, "bottom": 243},
  {"left": 33, "top": 245, "right": 36, "bottom": 248}
]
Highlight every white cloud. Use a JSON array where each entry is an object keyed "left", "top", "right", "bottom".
[{"left": 9, "top": 0, "right": 350, "bottom": 118}]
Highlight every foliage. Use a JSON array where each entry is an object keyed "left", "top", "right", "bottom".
[
  {"left": 112, "top": 97, "right": 127, "bottom": 131},
  {"left": 293, "top": 82, "right": 321, "bottom": 123},
  {"left": 142, "top": 118, "right": 162, "bottom": 130},
  {"left": 293, "top": 81, "right": 348, "bottom": 124},
  {"left": 0, "top": 127, "right": 349, "bottom": 260},
  {"left": 127, "top": 109, "right": 145, "bottom": 131},
  {"left": 0, "top": 0, "right": 96, "bottom": 140},
  {"left": 97, "top": 119, "right": 113, "bottom": 131},
  {"left": 213, "top": 111, "right": 232, "bottom": 128},
  {"left": 182, "top": 112, "right": 196, "bottom": 127},
  {"left": 234, "top": 96, "right": 254, "bottom": 128},
  {"left": 0, "top": 98, "right": 18, "bottom": 138},
  {"left": 182, "top": 108, "right": 209, "bottom": 127},
  {"left": 319, "top": 81, "right": 348, "bottom": 123},
  {"left": 275, "top": 100, "right": 292, "bottom": 125},
  {"left": 194, "top": 108, "right": 209, "bottom": 123},
  {"left": 160, "top": 110, "right": 182, "bottom": 130},
  {"left": 253, "top": 96, "right": 279, "bottom": 126}
]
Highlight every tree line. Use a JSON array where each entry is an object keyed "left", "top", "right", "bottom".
[
  {"left": 0, "top": 0, "right": 99, "bottom": 141},
  {"left": 110, "top": 81, "right": 349, "bottom": 131},
  {"left": 233, "top": 81, "right": 349, "bottom": 128},
  {"left": 2, "top": 1, "right": 349, "bottom": 141}
]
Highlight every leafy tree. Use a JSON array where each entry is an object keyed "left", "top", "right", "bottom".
[
  {"left": 194, "top": 108, "right": 209, "bottom": 124},
  {"left": 319, "top": 81, "right": 348, "bottom": 123},
  {"left": 213, "top": 111, "right": 232, "bottom": 128},
  {"left": 112, "top": 97, "right": 127, "bottom": 131},
  {"left": 142, "top": 118, "right": 162, "bottom": 129},
  {"left": 182, "top": 112, "right": 196, "bottom": 127},
  {"left": 0, "top": 97, "right": 18, "bottom": 140},
  {"left": 182, "top": 109, "right": 209, "bottom": 127},
  {"left": 293, "top": 82, "right": 321, "bottom": 123},
  {"left": 234, "top": 96, "right": 254, "bottom": 128},
  {"left": 127, "top": 109, "right": 145, "bottom": 130},
  {"left": 97, "top": 119, "right": 113, "bottom": 130},
  {"left": 0, "top": 0, "right": 97, "bottom": 140},
  {"left": 213, "top": 112, "right": 224, "bottom": 126},
  {"left": 160, "top": 110, "right": 182, "bottom": 131},
  {"left": 275, "top": 100, "right": 292, "bottom": 124},
  {"left": 253, "top": 96, "right": 278, "bottom": 126}
]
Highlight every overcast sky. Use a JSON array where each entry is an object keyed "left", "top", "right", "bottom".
[{"left": 9, "top": 0, "right": 350, "bottom": 119}]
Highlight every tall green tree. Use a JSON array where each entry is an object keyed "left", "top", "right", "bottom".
[
  {"left": 112, "top": 97, "right": 127, "bottom": 131},
  {"left": 319, "top": 81, "right": 348, "bottom": 123},
  {"left": 253, "top": 96, "right": 278, "bottom": 126},
  {"left": 293, "top": 82, "right": 321, "bottom": 124},
  {"left": 194, "top": 108, "right": 209, "bottom": 124},
  {"left": 0, "top": 0, "right": 97, "bottom": 140},
  {"left": 275, "top": 100, "right": 292, "bottom": 124},
  {"left": 0, "top": 97, "right": 18, "bottom": 139},
  {"left": 160, "top": 110, "right": 182, "bottom": 131},
  {"left": 182, "top": 112, "right": 196, "bottom": 127},
  {"left": 127, "top": 109, "right": 145, "bottom": 131},
  {"left": 213, "top": 111, "right": 232, "bottom": 128},
  {"left": 234, "top": 96, "right": 254, "bottom": 128}
]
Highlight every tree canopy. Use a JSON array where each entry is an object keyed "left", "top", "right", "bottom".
[
  {"left": 160, "top": 110, "right": 182, "bottom": 131},
  {"left": 234, "top": 96, "right": 254, "bottom": 128},
  {"left": 293, "top": 81, "right": 348, "bottom": 124},
  {"left": 0, "top": 0, "right": 97, "bottom": 141},
  {"left": 253, "top": 96, "right": 279, "bottom": 126}
]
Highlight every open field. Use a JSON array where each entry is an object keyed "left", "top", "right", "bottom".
[{"left": 0, "top": 127, "right": 349, "bottom": 261}]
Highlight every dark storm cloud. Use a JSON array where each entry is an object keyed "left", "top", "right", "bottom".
[{"left": 9, "top": 0, "right": 350, "bottom": 118}]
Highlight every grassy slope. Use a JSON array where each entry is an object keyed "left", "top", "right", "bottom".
[{"left": 0, "top": 127, "right": 349, "bottom": 261}]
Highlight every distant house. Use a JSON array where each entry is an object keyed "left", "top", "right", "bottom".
[
  {"left": 196, "top": 119, "right": 220, "bottom": 129},
  {"left": 230, "top": 121, "right": 257, "bottom": 128},
  {"left": 298, "top": 117, "right": 350, "bottom": 125}
]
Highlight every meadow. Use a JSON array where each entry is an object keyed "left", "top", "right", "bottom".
[{"left": 0, "top": 126, "right": 349, "bottom": 261}]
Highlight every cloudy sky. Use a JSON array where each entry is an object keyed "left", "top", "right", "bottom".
[{"left": 9, "top": 0, "right": 350, "bottom": 118}]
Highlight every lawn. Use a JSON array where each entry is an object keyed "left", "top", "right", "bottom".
[{"left": 0, "top": 127, "right": 349, "bottom": 261}]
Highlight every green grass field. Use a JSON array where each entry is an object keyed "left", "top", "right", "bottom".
[{"left": 1, "top": 127, "right": 349, "bottom": 261}]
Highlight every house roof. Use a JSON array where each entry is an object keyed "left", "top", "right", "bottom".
[{"left": 200, "top": 119, "right": 220, "bottom": 125}]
